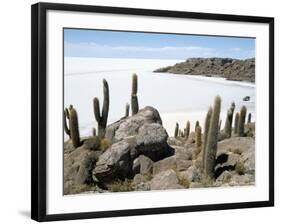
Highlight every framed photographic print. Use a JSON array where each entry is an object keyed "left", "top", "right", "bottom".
[{"left": 31, "top": 2, "right": 274, "bottom": 222}]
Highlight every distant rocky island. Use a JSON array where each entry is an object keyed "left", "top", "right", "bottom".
[{"left": 154, "top": 58, "right": 255, "bottom": 83}]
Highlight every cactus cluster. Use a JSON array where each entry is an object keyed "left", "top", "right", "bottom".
[
  {"left": 202, "top": 95, "right": 221, "bottom": 179},
  {"left": 93, "top": 79, "right": 110, "bottom": 138},
  {"left": 64, "top": 105, "right": 81, "bottom": 148},
  {"left": 64, "top": 74, "right": 141, "bottom": 143},
  {"left": 131, "top": 74, "right": 139, "bottom": 115},
  {"left": 174, "top": 120, "right": 191, "bottom": 139}
]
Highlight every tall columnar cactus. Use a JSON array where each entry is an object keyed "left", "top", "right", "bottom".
[
  {"left": 195, "top": 125, "right": 202, "bottom": 148},
  {"left": 234, "top": 112, "right": 240, "bottom": 134},
  {"left": 224, "top": 109, "right": 232, "bottom": 138},
  {"left": 203, "top": 106, "right": 213, "bottom": 169},
  {"left": 69, "top": 105, "right": 81, "bottom": 148},
  {"left": 193, "top": 125, "right": 202, "bottom": 159},
  {"left": 131, "top": 74, "right": 139, "bottom": 115},
  {"left": 92, "top": 127, "right": 97, "bottom": 136},
  {"left": 247, "top": 113, "right": 252, "bottom": 123},
  {"left": 93, "top": 79, "right": 109, "bottom": 138},
  {"left": 224, "top": 102, "right": 235, "bottom": 138},
  {"left": 229, "top": 102, "right": 235, "bottom": 127},
  {"left": 185, "top": 121, "right": 190, "bottom": 140},
  {"left": 64, "top": 108, "right": 71, "bottom": 138},
  {"left": 125, "top": 103, "right": 130, "bottom": 117},
  {"left": 195, "top": 121, "right": 199, "bottom": 130},
  {"left": 203, "top": 95, "right": 221, "bottom": 179},
  {"left": 174, "top": 122, "right": 179, "bottom": 138},
  {"left": 238, "top": 106, "right": 247, "bottom": 137}
]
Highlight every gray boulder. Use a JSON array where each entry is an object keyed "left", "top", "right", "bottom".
[
  {"left": 150, "top": 169, "right": 184, "bottom": 190},
  {"left": 215, "top": 137, "right": 255, "bottom": 177},
  {"left": 105, "top": 106, "right": 162, "bottom": 142},
  {"left": 63, "top": 145, "right": 102, "bottom": 194},
  {"left": 138, "top": 155, "right": 153, "bottom": 175},
  {"left": 132, "top": 155, "right": 154, "bottom": 175},
  {"left": 132, "top": 174, "right": 147, "bottom": 185},
  {"left": 179, "top": 166, "right": 201, "bottom": 183},
  {"left": 92, "top": 137, "right": 135, "bottom": 182},
  {"left": 153, "top": 146, "right": 192, "bottom": 175},
  {"left": 93, "top": 107, "right": 173, "bottom": 182},
  {"left": 135, "top": 123, "right": 171, "bottom": 161}
]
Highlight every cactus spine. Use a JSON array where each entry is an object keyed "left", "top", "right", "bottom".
[
  {"left": 69, "top": 105, "right": 81, "bottom": 148},
  {"left": 64, "top": 108, "right": 71, "bottom": 138},
  {"left": 203, "top": 106, "right": 213, "bottom": 169},
  {"left": 247, "top": 113, "right": 252, "bottom": 123},
  {"left": 125, "top": 103, "right": 130, "bottom": 117},
  {"left": 131, "top": 74, "right": 139, "bottom": 115},
  {"left": 203, "top": 96, "right": 221, "bottom": 179},
  {"left": 238, "top": 106, "right": 247, "bottom": 137},
  {"left": 185, "top": 121, "right": 190, "bottom": 140},
  {"left": 93, "top": 79, "right": 109, "bottom": 138},
  {"left": 234, "top": 112, "right": 239, "bottom": 134},
  {"left": 174, "top": 122, "right": 179, "bottom": 138}
]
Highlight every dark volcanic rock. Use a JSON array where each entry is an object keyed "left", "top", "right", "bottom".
[{"left": 154, "top": 57, "right": 255, "bottom": 82}]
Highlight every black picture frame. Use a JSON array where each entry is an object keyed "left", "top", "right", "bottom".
[{"left": 31, "top": 2, "right": 274, "bottom": 222}]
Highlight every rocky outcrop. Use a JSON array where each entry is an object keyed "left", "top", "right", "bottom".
[
  {"left": 92, "top": 106, "right": 174, "bottom": 183},
  {"left": 64, "top": 103, "right": 255, "bottom": 194},
  {"left": 154, "top": 57, "right": 255, "bottom": 82}
]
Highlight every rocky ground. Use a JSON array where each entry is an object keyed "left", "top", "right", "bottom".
[
  {"left": 64, "top": 106, "right": 255, "bottom": 195},
  {"left": 154, "top": 57, "right": 255, "bottom": 82}
]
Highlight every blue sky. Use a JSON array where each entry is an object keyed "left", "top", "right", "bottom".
[{"left": 64, "top": 28, "right": 255, "bottom": 60}]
